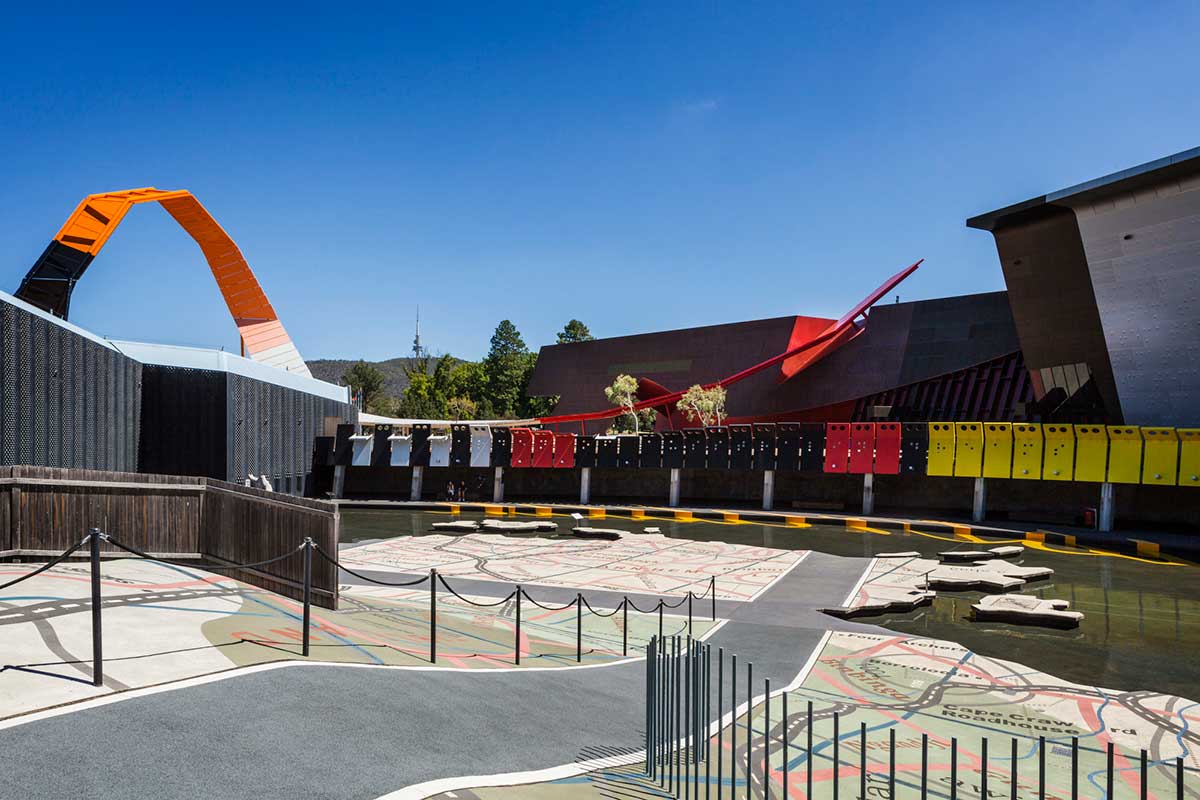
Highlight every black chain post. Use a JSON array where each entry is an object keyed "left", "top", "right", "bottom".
[
  {"left": 688, "top": 592, "right": 693, "bottom": 639},
  {"left": 1039, "top": 736, "right": 1045, "bottom": 800},
  {"left": 782, "top": 691, "right": 789, "bottom": 798},
  {"left": 1071, "top": 737, "right": 1078, "bottom": 800},
  {"left": 1011, "top": 738, "right": 1017, "bottom": 800},
  {"left": 622, "top": 597, "right": 628, "bottom": 657},
  {"left": 711, "top": 576, "right": 716, "bottom": 621},
  {"left": 890, "top": 727, "right": 896, "bottom": 800},
  {"left": 982, "top": 738, "right": 989, "bottom": 800},
  {"left": 833, "top": 712, "right": 840, "bottom": 800},
  {"left": 659, "top": 600, "right": 664, "bottom": 643},
  {"left": 807, "top": 701, "right": 814, "bottom": 800},
  {"left": 922, "top": 733, "right": 929, "bottom": 800},
  {"left": 746, "top": 661, "right": 753, "bottom": 797},
  {"left": 1107, "top": 742, "right": 1114, "bottom": 800},
  {"left": 515, "top": 586, "right": 521, "bottom": 665},
  {"left": 89, "top": 528, "right": 103, "bottom": 687},
  {"left": 302, "top": 537, "right": 312, "bottom": 657},
  {"left": 952, "top": 737, "right": 959, "bottom": 800},
  {"left": 718, "top": 648, "right": 724, "bottom": 800},
  {"left": 430, "top": 568, "right": 437, "bottom": 664},
  {"left": 1142, "top": 750, "right": 1148, "bottom": 800},
  {"left": 576, "top": 593, "right": 583, "bottom": 663},
  {"left": 765, "top": 678, "right": 772, "bottom": 798},
  {"left": 860, "top": 721, "right": 867, "bottom": 800}
]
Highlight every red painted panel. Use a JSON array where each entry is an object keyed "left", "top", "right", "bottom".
[
  {"left": 553, "top": 433, "right": 576, "bottom": 468},
  {"left": 531, "top": 430, "right": 555, "bottom": 468},
  {"left": 511, "top": 428, "right": 534, "bottom": 468},
  {"left": 874, "top": 422, "right": 901, "bottom": 474},
  {"left": 848, "top": 423, "right": 876, "bottom": 474},
  {"left": 824, "top": 422, "right": 851, "bottom": 473}
]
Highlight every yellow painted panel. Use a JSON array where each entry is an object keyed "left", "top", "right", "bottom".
[
  {"left": 588, "top": 507, "right": 606, "bottom": 519},
  {"left": 846, "top": 518, "right": 867, "bottom": 530},
  {"left": 1106, "top": 426, "right": 1142, "bottom": 484},
  {"left": 1025, "top": 531, "right": 1045, "bottom": 543},
  {"left": 982, "top": 423, "right": 1012, "bottom": 479},
  {"left": 927, "top": 423, "right": 956, "bottom": 476},
  {"left": 953, "top": 422, "right": 983, "bottom": 477},
  {"left": 448, "top": 504, "right": 461, "bottom": 515},
  {"left": 1042, "top": 424, "right": 1075, "bottom": 481},
  {"left": 722, "top": 512, "right": 740, "bottom": 523},
  {"left": 535, "top": 505, "right": 552, "bottom": 517},
  {"left": 1012, "top": 423, "right": 1043, "bottom": 480},
  {"left": 674, "top": 510, "right": 694, "bottom": 521},
  {"left": 1073, "top": 425, "right": 1108, "bottom": 483},
  {"left": 630, "top": 509, "right": 647, "bottom": 520},
  {"left": 1140, "top": 427, "right": 1178, "bottom": 485},
  {"left": 484, "top": 504, "right": 504, "bottom": 516},
  {"left": 1135, "top": 539, "right": 1161, "bottom": 558},
  {"left": 785, "top": 515, "right": 807, "bottom": 527},
  {"left": 1177, "top": 429, "right": 1200, "bottom": 487}
]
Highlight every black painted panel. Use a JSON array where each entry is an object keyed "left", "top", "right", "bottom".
[
  {"left": 491, "top": 427, "right": 512, "bottom": 467},
  {"left": 683, "top": 428, "right": 707, "bottom": 469},
  {"left": 410, "top": 424, "right": 431, "bottom": 466},
  {"left": 900, "top": 423, "right": 929, "bottom": 475},
  {"left": 753, "top": 423, "right": 777, "bottom": 470},
  {"left": 662, "top": 431, "right": 684, "bottom": 468},
  {"left": 729, "top": 424, "right": 753, "bottom": 470},
  {"left": 639, "top": 433, "right": 663, "bottom": 469},
  {"left": 574, "top": 434, "right": 596, "bottom": 467},
  {"left": 775, "top": 423, "right": 800, "bottom": 471},
  {"left": 799, "top": 423, "right": 826, "bottom": 472}
]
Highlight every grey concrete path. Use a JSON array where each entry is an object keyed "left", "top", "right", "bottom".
[{"left": 0, "top": 551, "right": 880, "bottom": 800}]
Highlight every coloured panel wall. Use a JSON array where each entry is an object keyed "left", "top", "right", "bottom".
[
  {"left": 1073, "top": 425, "right": 1107, "bottom": 482},
  {"left": 389, "top": 433, "right": 411, "bottom": 466},
  {"left": 982, "top": 423, "right": 1012, "bottom": 479},
  {"left": 926, "top": 423, "right": 955, "bottom": 476},
  {"left": 510, "top": 428, "right": 534, "bottom": 468},
  {"left": 683, "top": 429, "right": 707, "bottom": 469},
  {"left": 874, "top": 423, "right": 901, "bottom": 474},
  {"left": 729, "top": 425, "right": 753, "bottom": 470},
  {"left": 824, "top": 423, "right": 850, "bottom": 473},
  {"left": 706, "top": 427, "right": 730, "bottom": 470},
  {"left": 371, "top": 427, "right": 392, "bottom": 467},
  {"left": 410, "top": 424, "right": 431, "bottom": 467},
  {"left": 639, "top": 433, "right": 663, "bottom": 469},
  {"left": 900, "top": 423, "right": 928, "bottom": 475},
  {"left": 1140, "top": 427, "right": 1178, "bottom": 486},
  {"left": 662, "top": 431, "right": 684, "bottom": 469},
  {"left": 469, "top": 426, "right": 492, "bottom": 467},
  {"left": 799, "top": 423, "right": 826, "bottom": 472},
  {"left": 531, "top": 429, "right": 555, "bottom": 468},
  {"left": 553, "top": 432, "right": 576, "bottom": 468},
  {"left": 953, "top": 423, "right": 983, "bottom": 477},
  {"left": 848, "top": 423, "right": 875, "bottom": 474},
  {"left": 429, "top": 434, "right": 451, "bottom": 467},
  {"left": 350, "top": 434, "right": 373, "bottom": 466},
  {"left": 616, "top": 435, "right": 640, "bottom": 468},
  {"left": 450, "top": 424, "right": 471, "bottom": 467},
  {"left": 1178, "top": 429, "right": 1200, "bottom": 486},
  {"left": 575, "top": 434, "right": 597, "bottom": 468},
  {"left": 1012, "top": 424, "right": 1043, "bottom": 480},
  {"left": 596, "top": 435, "right": 618, "bottom": 468},
  {"left": 490, "top": 427, "right": 512, "bottom": 467},
  {"left": 1106, "top": 426, "right": 1141, "bottom": 484},
  {"left": 1042, "top": 425, "right": 1075, "bottom": 481},
  {"left": 753, "top": 424, "right": 777, "bottom": 471},
  {"left": 775, "top": 423, "right": 800, "bottom": 471}
]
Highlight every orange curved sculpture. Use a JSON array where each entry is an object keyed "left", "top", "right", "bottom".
[{"left": 15, "top": 187, "right": 310, "bottom": 377}]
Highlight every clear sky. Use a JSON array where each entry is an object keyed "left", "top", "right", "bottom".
[{"left": 1, "top": 3, "right": 1197, "bottom": 362}]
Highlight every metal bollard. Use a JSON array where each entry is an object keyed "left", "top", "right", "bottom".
[
  {"left": 302, "top": 538, "right": 313, "bottom": 657},
  {"left": 89, "top": 528, "right": 103, "bottom": 687},
  {"left": 515, "top": 586, "right": 522, "bottom": 665},
  {"left": 746, "top": 662, "right": 753, "bottom": 795},
  {"left": 860, "top": 721, "right": 867, "bottom": 800},
  {"left": 890, "top": 727, "right": 896, "bottom": 800},
  {"left": 833, "top": 712, "right": 840, "bottom": 800},
  {"left": 429, "top": 568, "right": 437, "bottom": 663},
  {"left": 622, "top": 598, "right": 628, "bottom": 657},
  {"left": 982, "top": 738, "right": 988, "bottom": 800},
  {"left": 576, "top": 593, "right": 582, "bottom": 663}
]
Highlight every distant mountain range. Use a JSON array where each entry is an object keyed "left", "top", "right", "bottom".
[{"left": 306, "top": 357, "right": 443, "bottom": 398}]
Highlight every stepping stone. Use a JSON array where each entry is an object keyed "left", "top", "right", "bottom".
[
  {"left": 571, "top": 527, "right": 623, "bottom": 540},
  {"left": 939, "top": 550, "right": 996, "bottom": 563},
  {"left": 876, "top": 551, "right": 921, "bottom": 558},
  {"left": 479, "top": 519, "right": 558, "bottom": 533},
  {"left": 431, "top": 520, "right": 480, "bottom": 533},
  {"left": 972, "top": 594, "right": 1082, "bottom": 628},
  {"left": 642, "top": 527, "right": 661, "bottom": 534},
  {"left": 925, "top": 560, "right": 1053, "bottom": 591},
  {"left": 988, "top": 545, "right": 1024, "bottom": 558},
  {"left": 824, "top": 586, "right": 935, "bottom": 618}
]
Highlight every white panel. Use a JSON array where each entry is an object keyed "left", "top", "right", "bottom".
[
  {"left": 389, "top": 435, "right": 411, "bottom": 467},
  {"left": 470, "top": 427, "right": 493, "bottom": 467},
  {"left": 429, "top": 435, "right": 451, "bottom": 467},
  {"left": 350, "top": 435, "right": 373, "bottom": 466}
]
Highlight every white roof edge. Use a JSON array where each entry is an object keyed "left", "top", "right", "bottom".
[
  {"left": 0, "top": 290, "right": 119, "bottom": 351},
  {"left": 358, "top": 412, "right": 538, "bottom": 427},
  {"left": 110, "top": 339, "right": 350, "bottom": 404}
]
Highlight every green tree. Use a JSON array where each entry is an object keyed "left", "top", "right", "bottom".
[
  {"left": 342, "top": 361, "right": 389, "bottom": 414},
  {"left": 556, "top": 319, "right": 594, "bottom": 344},
  {"left": 445, "top": 395, "right": 478, "bottom": 420},
  {"left": 482, "top": 320, "right": 532, "bottom": 417},
  {"left": 604, "top": 373, "right": 655, "bottom": 434},
  {"left": 398, "top": 370, "right": 441, "bottom": 419},
  {"left": 677, "top": 384, "right": 727, "bottom": 427}
]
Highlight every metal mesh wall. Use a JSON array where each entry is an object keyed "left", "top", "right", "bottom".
[
  {"left": 227, "top": 372, "right": 351, "bottom": 491},
  {"left": 0, "top": 296, "right": 141, "bottom": 470}
]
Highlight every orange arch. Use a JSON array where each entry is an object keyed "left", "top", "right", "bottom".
[{"left": 31, "top": 187, "right": 309, "bottom": 376}]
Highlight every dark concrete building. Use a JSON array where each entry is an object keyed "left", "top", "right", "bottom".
[
  {"left": 967, "top": 146, "right": 1200, "bottom": 426},
  {"left": 531, "top": 148, "right": 1200, "bottom": 427}
]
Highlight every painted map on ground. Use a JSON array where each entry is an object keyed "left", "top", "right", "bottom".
[
  {"left": 338, "top": 533, "right": 804, "bottom": 601},
  {"left": 0, "top": 558, "right": 708, "bottom": 719},
  {"left": 437, "top": 631, "right": 1200, "bottom": 800}
]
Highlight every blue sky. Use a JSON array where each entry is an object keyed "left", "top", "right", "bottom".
[{"left": 1, "top": 2, "right": 1197, "bottom": 361}]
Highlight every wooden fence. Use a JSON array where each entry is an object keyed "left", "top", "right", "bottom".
[{"left": 0, "top": 465, "right": 339, "bottom": 609}]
